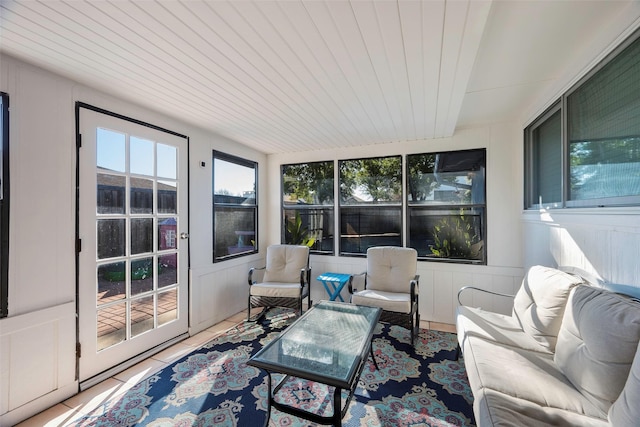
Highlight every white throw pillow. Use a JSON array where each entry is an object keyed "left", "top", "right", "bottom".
[{"left": 512, "top": 265, "right": 583, "bottom": 351}]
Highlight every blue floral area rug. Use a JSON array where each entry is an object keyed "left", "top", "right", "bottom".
[{"left": 69, "top": 308, "right": 475, "bottom": 426}]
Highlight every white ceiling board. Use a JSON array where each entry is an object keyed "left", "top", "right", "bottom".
[
  {"left": 457, "top": 79, "right": 553, "bottom": 128},
  {"left": 0, "top": 0, "right": 637, "bottom": 154},
  {"left": 440, "top": 0, "right": 492, "bottom": 137},
  {"left": 434, "top": 0, "right": 469, "bottom": 138}
]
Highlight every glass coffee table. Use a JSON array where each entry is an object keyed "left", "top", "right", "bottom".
[{"left": 248, "top": 300, "right": 381, "bottom": 426}]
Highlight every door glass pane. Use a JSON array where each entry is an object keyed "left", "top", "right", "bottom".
[
  {"left": 158, "top": 288, "right": 177, "bottom": 326},
  {"left": 97, "top": 262, "right": 125, "bottom": 304},
  {"left": 158, "top": 181, "right": 177, "bottom": 214},
  {"left": 97, "top": 128, "right": 126, "bottom": 173},
  {"left": 97, "top": 219, "right": 126, "bottom": 259},
  {"left": 97, "top": 174, "right": 125, "bottom": 214},
  {"left": 130, "top": 136, "right": 154, "bottom": 176},
  {"left": 131, "top": 257, "right": 154, "bottom": 295},
  {"left": 131, "top": 295, "right": 154, "bottom": 337},
  {"left": 131, "top": 218, "right": 153, "bottom": 254},
  {"left": 130, "top": 177, "right": 154, "bottom": 214},
  {"left": 159, "top": 253, "right": 177, "bottom": 288},
  {"left": 97, "top": 302, "right": 126, "bottom": 351},
  {"left": 158, "top": 218, "right": 177, "bottom": 250},
  {"left": 157, "top": 144, "right": 176, "bottom": 179}
]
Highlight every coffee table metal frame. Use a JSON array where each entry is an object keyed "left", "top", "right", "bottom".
[{"left": 248, "top": 301, "right": 381, "bottom": 426}]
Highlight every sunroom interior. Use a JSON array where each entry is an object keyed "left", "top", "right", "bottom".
[{"left": 1, "top": 1, "right": 640, "bottom": 425}]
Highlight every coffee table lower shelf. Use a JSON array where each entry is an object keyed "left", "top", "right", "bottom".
[
  {"left": 264, "top": 370, "right": 356, "bottom": 427},
  {"left": 247, "top": 301, "right": 381, "bottom": 427}
]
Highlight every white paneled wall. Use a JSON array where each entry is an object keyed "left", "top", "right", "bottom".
[
  {"left": 190, "top": 257, "right": 263, "bottom": 334},
  {"left": 523, "top": 210, "right": 640, "bottom": 288},
  {"left": 307, "top": 256, "right": 523, "bottom": 326},
  {"left": 0, "top": 302, "right": 76, "bottom": 426},
  {"left": 0, "top": 54, "right": 268, "bottom": 425}
]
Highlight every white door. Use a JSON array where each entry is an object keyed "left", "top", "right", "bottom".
[{"left": 78, "top": 108, "right": 189, "bottom": 383}]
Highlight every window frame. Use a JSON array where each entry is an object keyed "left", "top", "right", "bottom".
[
  {"left": 281, "top": 160, "right": 335, "bottom": 255},
  {"left": 524, "top": 101, "right": 564, "bottom": 209},
  {"left": 0, "top": 92, "right": 9, "bottom": 318},
  {"left": 212, "top": 151, "right": 258, "bottom": 262},
  {"left": 406, "top": 148, "right": 487, "bottom": 265},
  {"left": 525, "top": 28, "right": 640, "bottom": 209}
]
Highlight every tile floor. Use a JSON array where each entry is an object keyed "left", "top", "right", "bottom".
[{"left": 16, "top": 309, "right": 456, "bottom": 427}]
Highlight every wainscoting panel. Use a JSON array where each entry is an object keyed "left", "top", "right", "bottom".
[{"left": 0, "top": 301, "right": 76, "bottom": 426}]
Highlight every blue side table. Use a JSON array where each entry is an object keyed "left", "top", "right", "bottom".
[{"left": 317, "top": 272, "right": 352, "bottom": 302}]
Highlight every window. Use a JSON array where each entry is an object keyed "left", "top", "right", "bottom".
[
  {"left": 0, "top": 92, "right": 8, "bottom": 318},
  {"left": 407, "top": 149, "right": 486, "bottom": 264},
  {"left": 339, "top": 156, "right": 402, "bottom": 255},
  {"left": 526, "top": 29, "right": 640, "bottom": 208},
  {"left": 282, "top": 161, "right": 334, "bottom": 254},
  {"left": 212, "top": 152, "right": 257, "bottom": 261},
  {"left": 525, "top": 104, "right": 562, "bottom": 208}
]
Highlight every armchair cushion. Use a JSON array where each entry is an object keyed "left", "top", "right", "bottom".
[
  {"left": 351, "top": 289, "right": 412, "bottom": 313},
  {"left": 366, "top": 246, "right": 417, "bottom": 293},
  {"left": 249, "top": 282, "right": 306, "bottom": 298},
  {"left": 512, "top": 265, "right": 583, "bottom": 351},
  {"left": 262, "top": 244, "right": 309, "bottom": 284}
]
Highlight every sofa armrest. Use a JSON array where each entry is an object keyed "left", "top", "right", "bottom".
[{"left": 457, "top": 286, "right": 515, "bottom": 306}]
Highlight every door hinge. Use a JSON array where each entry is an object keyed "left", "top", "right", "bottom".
[
  {"left": 76, "top": 343, "right": 81, "bottom": 358},
  {"left": 76, "top": 238, "right": 82, "bottom": 253},
  {"left": 76, "top": 133, "right": 82, "bottom": 148}
]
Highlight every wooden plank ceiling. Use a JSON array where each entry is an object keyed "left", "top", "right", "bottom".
[{"left": 0, "top": 0, "right": 633, "bottom": 154}]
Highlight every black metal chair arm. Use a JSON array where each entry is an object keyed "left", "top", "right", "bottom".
[
  {"left": 299, "top": 267, "right": 312, "bottom": 287},
  {"left": 457, "top": 286, "right": 515, "bottom": 306},
  {"left": 348, "top": 271, "right": 367, "bottom": 294},
  {"left": 248, "top": 266, "right": 266, "bottom": 286},
  {"left": 410, "top": 275, "right": 419, "bottom": 300}
]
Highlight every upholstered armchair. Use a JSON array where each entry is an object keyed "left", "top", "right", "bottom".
[
  {"left": 349, "top": 246, "right": 420, "bottom": 345},
  {"left": 247, "top": 244, "right": 312, "bottom": 321}
]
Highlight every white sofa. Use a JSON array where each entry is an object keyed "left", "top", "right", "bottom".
[{"left": 456, "top": 265, "right": 640, "bottom": 427}]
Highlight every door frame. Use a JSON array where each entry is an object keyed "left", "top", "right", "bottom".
[{"left": 74, "top": 102, "right": 190, "bottom": 389}]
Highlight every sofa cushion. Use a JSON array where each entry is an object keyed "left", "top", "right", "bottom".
[
  {"left": 262, "top": 245, "right": 309, "bottom": 283},
  {"left": 456, "top": 305, "right": 552, "bottom": 354},
  {"left": 555, "top": 285, "right": 640, "bottom": 413},
  {"left": 512, "top": 265, "right": 583, "bottom": 351},
  {"left": 475, "top": 388, "right": 609, "bottom": 427},
  {"left": 462, "top": 335, "right": 605, "bottom": 418},
  {"left": 608, "top": 341, "right": 640, "bottom": 427}
]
